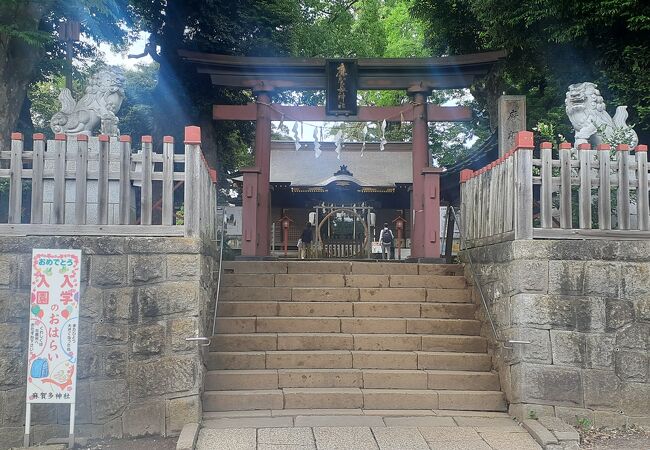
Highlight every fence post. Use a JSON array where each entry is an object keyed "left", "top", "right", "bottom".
[
  {"left": 578, "top": 143, "right": 592, "bottom": 229},
  {"left": 597, "top": 144, "right": 612, "bottom": 230},
  {"left": 31, "top": 133, "right": 45, "bottom": 224},
  {"left": 162, "top": 136, "right": 174, "bottom": 226},
  {"left": 119, "top": 135, "right": 132, "bottom": 225},
  {"left": 140, "top": 135, "right": 153, "bottom": 225},
  {"left": 75, "top": 135, "right": 89, "bottom": 225},
  {"left": 53, "top": 134, "right": 67, "bottom": 224},
  {"left": 8, "top": 132, "right": 24, "bottom": 224},
  {"left": 617, "top": 144, "right": 630, "bottom": 230},
  {"left": 559, "top": 142, "right": 572, "bottom": 228},
  {"left": 98, "top": 134, "right": 110, "bottom": 225},
  {"left": 540, "top": 142, "right": 553, "bottom": 229},
  {"left": 514, "top": 131, "right": 533, "bottom": 239},
  {"left": 184, "top": 126, "right": 202, "bottom": 237},
  {"left": 637, "top": 145, "right": 649, "bottom": 231},
  {"left": 459, "top": 169, "right": 472, "bottom": 246}
]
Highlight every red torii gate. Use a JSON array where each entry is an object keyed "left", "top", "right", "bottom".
[{"left": 180, "top": 50, "right": 505, "bottom": 258}]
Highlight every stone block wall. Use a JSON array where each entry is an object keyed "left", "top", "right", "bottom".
[
  {"left": 0, "top": 236, "right": 216, "bottom": 448},
  {"left": 463, "top": 239, "right": 650, "bottom": 429}
]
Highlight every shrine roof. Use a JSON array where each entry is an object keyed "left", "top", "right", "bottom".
[{"left": 270, "top": 141, "right": 412, "bottom": 187}]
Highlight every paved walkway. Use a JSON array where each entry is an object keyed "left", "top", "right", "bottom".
[{"left": 196, "top": 410, "right": 542, "bottom": 450}]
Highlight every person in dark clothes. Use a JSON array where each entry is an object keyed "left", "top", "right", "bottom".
[{"left": 299, "top": 222, "right": 313, "bottom": 259}]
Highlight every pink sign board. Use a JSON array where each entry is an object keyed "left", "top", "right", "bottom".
[{"left": 26, "top": 249, "right": 81, "bottom": 404}]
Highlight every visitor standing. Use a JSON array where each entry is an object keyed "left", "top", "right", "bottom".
[
  {"left": 380, "top": 223, "right": 394, "bottom": 260},
  {"left": 299, "top": 222, "right": 313, "bottom": 259}
]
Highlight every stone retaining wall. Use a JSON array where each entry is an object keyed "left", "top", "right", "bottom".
[
  {"left": 0, "top": 236, "right": 216, "bottom": 448},
  {"left": 463, "top": 239, "right": 650, "bottom": 429}
]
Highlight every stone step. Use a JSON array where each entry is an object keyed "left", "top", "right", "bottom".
[
  {"left": 202, "top": 388, "right": 506, "bottom": 412},
  {"left": 215, "top": 317, "right": 481, "bottom": 335},
  {"left": 217, "top": 301, "right": 476, "bottom": 319},
  {"left": 210, "top": 333, "right": 487, "bottom": 352},
  {"left": 207, "top": 350, "right": 492, "bottom": 371},
  {"left": 219, "top": 286, "right": 472, "bottom": 303},
  {"left": 223, "top": 261, "right": 463, "bottom": 276},
  {"left": 389, "top": 275, "right": 466, "bottom": 289}
]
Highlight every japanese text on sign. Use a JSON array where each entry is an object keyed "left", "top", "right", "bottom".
[{"left": 26, "top": 249, "right": 81, "bottom": 404}]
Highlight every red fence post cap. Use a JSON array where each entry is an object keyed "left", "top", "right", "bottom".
[
  {"left": 559, "top": 142, "right": 571, "bottom": 150},
  {"left": 184, "top": 126, "right": 201, "bottom": 144},
  {"left": 119, "top": 135, "right": 132, "bottom": 143},
  {"left": 141, "top": 135, "right": 153, "bottom": 143},
  {"left": 460, "top": 169, "right": 472, "bottom": 183},
  {"left": 616, "top": 144, "right": 629, "bottom": 151},
  {"left": 577, "top": 143, "right": 591, "bottom": 150},
  {"left": 209, "top": 168, "right": 218, "bottom": 183},
  {"left": 54, "top": 133, "right": 67, "bottom": 141},
  {"left": 77, "top": 134, "right": 88, "bottom": 142},
  {"left": 515, "top": 131, "right": 534, "bottom": 149},
  {"left": 33, "top": 133, "right": 46, "bottom": 141},
  {"left": 540, "top": 142, "right": 553, "bottom": 150},
  {"left": 163, "top": 136, "right": 174, "bottom": 144},
  {"left": 11, "top": 132, "right": 23, "bottom": 141},
  {"left": 99, "top": 134, "right": 110, "bottom": 142},
  {"left": 596, "top": 144, "right": 611, "bottom": 151},
  {"left": 636, "top": 144, "right": 648, "bottom": 152}
]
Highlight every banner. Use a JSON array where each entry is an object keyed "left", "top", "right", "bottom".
[{"left": 26, "top": 249, "right": 81, "bottom": 404}]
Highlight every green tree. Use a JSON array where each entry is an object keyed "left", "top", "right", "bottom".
[
  {"left": 0, "top": 0, "right": 131, "bottom": 150},
  {"left": 412, "top": 0, "right": 650, "bottom": 144}
]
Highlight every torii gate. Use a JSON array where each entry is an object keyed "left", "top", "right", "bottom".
[{"left": 180, "top": 50, "right": 505, "bottom": 258}]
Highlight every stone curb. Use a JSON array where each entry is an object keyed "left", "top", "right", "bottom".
[
  {"left": 176, "top": 422, "right": 200, "bottom": 450},
  {"left": 522, "top": 416, "right": 581, "bottom": 450},
  {"left": 522, "top": 419, "right": 559, "bottom": 447}
]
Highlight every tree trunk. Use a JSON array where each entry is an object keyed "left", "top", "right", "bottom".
[{"left": 0, "top": 1, "right": 53, "bottom": 150}]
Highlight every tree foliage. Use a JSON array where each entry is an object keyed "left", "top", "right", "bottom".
[{"left": 412, "top": 0, "right": 650, "bottom": 144}]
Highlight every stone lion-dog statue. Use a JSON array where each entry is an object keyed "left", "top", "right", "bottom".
[
  {"left": 50, "top": 67, "right": 125, "bottom": 137},
  {"left": 565, "top": 82, "right": 638, "bottom": 148}
]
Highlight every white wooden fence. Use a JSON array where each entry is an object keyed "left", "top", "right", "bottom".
[
  {"left": 460, "top": 131, "right": 650, "bottom": 247},
  {"left": 0, "top": 126, "right": 217, "bottom": 238}
]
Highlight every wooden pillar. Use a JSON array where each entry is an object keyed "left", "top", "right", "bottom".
[
  {"left": 422, "top": 167, "right": 443, "bottom": 258},
  {"left": 408, "top": 87, "right": 431, "bottom": 258},
  {"left": 241, "top": 167, "right": 261, "bottom": 256},
  {"left": 254, "top": 89, "right": 273, "bottom": 256}
]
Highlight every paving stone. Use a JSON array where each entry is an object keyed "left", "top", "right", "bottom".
[
  {"left": 195, "top": 428, "right": 256, "bottom": 450},
  {"left": 433, "top": 410, "right": 510, "bottom": 417},
  {"left": 202, "top": 417, "right": 293, "bottom": 429},
  {"left": 371, "top": 426, "right": 429, "bottom": 449},
  {"left": 294, "top": 415, "right": 385, "bottom": 427},
  {"left": 257, "top": 427, "right": 315, "bottom": 446},
  {"left": 478, "top": 431, "right": 543, "bottom": 450},
  {"left": 312, "top": 426, "right": 379, "bottom": 450},
  {"left": 418, "top": 426, "right": 483, "bottom": 441},
  {"left": 271, "top": 409, "right": 363, "bottom": 417},
  {"left": 363, "top": 410, "right": 436, "bottom": 416},
  {"left": 453, "top": 417, "right": 519, "bottom": 427},
  {"left": 426, "top": 441, "right": 492, "bottom": 450},
  {"left": 383, "top": 416, "right": 456, "bottom": 427},
  {"left": 203, "top": 410, "right": 272, "bottom": 419}
]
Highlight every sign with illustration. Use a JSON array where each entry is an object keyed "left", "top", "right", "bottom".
[{"left": 26, "top": 249, "right": 81, "bottom": 405}]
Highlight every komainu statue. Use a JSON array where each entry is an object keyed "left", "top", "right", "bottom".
[
  {"left": 565, "top": 82, "right": 638, "bottom": 148},
  {"left": 50, "top": 67, "right": 125, "bottom": 137}
]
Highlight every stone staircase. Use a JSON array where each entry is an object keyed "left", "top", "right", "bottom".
[{"left": 203, "top": 261, "right": 506, "bottom": 415}]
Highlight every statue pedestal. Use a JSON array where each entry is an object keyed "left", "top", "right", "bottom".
[{"left": 41, "top": 137, "right": 136, "bottom": 225}]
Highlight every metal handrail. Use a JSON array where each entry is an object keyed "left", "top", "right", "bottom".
[
  {"left": 211, "top": 209, "right": 227, "bottom": 337},
  {"left": 186, "top": 204, "right": 227, "bottom": 348},
  {"left": 450, "top": 206, "right": 528, "bottom": 350}
]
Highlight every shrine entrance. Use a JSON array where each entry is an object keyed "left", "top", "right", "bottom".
[
  {"left": 314, "top": 205, "right": 371, "bottom": 259},
  {"left": 181, "top": 50, "right": 505, "bottom": 259}
]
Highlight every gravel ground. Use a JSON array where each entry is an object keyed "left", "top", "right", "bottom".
[
  {"left": 580, "top": 425, "right": 650, "bottom": 450},
  {"left": 82, "top": 436, "right": 177, "bottom": 450}
]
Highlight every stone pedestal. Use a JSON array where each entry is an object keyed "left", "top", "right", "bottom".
[{"left": 42, "top": 138, "right": 136, "bottom": 224}]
